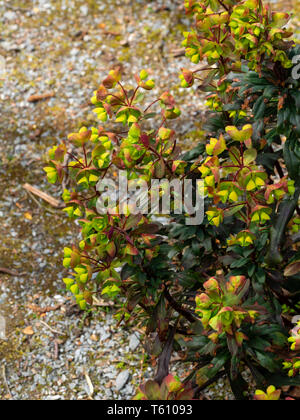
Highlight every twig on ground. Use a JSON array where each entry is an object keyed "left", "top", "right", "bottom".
[
  {"left": 92, "top": 297, "right": 114, "bottom": 307},
  {"left": 2, "top": 365, "right": 13, "bottom": 399},
  {"left": 84, "top": 370, "right": 94, "bottom": 399},
  {"left": 38, "top": 320, "right": 64, "bottom": 336},
  {"left": 0, "top": 268, "right": 22, "bottom": 277},
  {"left": 23, "top": 183, "right": 63, "bottom": 208},
  {"left": 27, "top": 92, "right": 55, "bottom": 103},
  {"left": 171, "top": 47, "right": 185, "bottom": 57}
]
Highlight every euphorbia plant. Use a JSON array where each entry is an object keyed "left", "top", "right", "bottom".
[
  {"left": 45, "top": 0, "right": 300, "bottom": 399},
  {"left": 134, "top": 375, "right": 195, "bottom": 400},
  {"left": 254, "top": 385, "right": 281, "bottom": 400}
]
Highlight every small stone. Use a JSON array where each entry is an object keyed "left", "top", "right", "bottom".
[
  {"left": 123, "top": 384, "right": 134, "bottom": 395},
  {"left": 79, "top": 5, "right": 89, "bottom": 16},
  {"left": 0, "top": 315, "right": 6, "bottom": 340},
  {"left": 115, "top": 370, "right": 130, "bottom": 391},
  {"left": 100, "top": 331, "right": 111, "bottom": 341},
  {"left": 120, "top": 39, "right": 130, "bottom": 47},
  {"left": 0, "top": 55, "right": 5, "bottom": 77},
  {"left": 4, "top": 11, "right": 17, "bottom": 21},
  {"left": 45, "top": 395, "right": 62, "bottom": 400},
  {"left": 53, "top": 295, "right": 64, "bottom": 303},
  {"left": 129, "top": 333, "right": 140, "bottom": 351},
  {"left": 34, "top": 374, "right": 46, "bottom": 385},
  {"left": 105, "top": 389, "right": 113, "bottom": 398},
  {"left": 70, "top": 48, "right": 79, "bottom": 57}
]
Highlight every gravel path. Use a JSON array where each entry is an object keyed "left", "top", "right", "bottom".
[
  {"left": 0, "top": 0, "right": 295, "bottom": 400},
  {"left": 0, "top": 0, "right": 206, "bottom": 401}
]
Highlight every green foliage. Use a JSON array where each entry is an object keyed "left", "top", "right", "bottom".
[
  {"left": 254, "top": 385, "right": 281, "bottom": 400},
  {"left": 45, "top": 0, "right": 300, "bottom": 400},
  {"left": 134, "top": 375, "right": 194, "bottom": 400}
]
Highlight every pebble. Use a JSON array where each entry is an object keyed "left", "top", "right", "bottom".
[
  {"left": 0, "top": 0, "right": 233, "bottom": 402},
  {"left": 129, "top": 333, "right": 140, "bottom": 351},
  {"left": 79, "top": 5, "right": 89, "bottom": 16},
  {"left": 45, "top": 395, "right": 62, "bottom": 400},
  {"left": 115, "top": 370, "right": 130, "bottom": 391},
  {"left": 4, "top": 11, "right": 17, "bottom": 21}
]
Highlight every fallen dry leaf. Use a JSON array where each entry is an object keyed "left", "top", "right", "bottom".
[
  {"left": 289, "top": 386, "right": 300, "bottom": 399},
  {"left": 24, "top": 212, "right": 33, "bottom": 221},
  {"left": 23, "top": 326, "right": 34, "bottom": 336},
  {"left": 90, "top": 334, "right": 98, "bottom": 342},
  {"left": 84, "top": 371, "right": 94, "bottom": 397}
]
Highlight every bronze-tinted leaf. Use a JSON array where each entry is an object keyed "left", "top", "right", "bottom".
[{"left": 284, "top": 261, "right": 300, "bottom": 277}]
